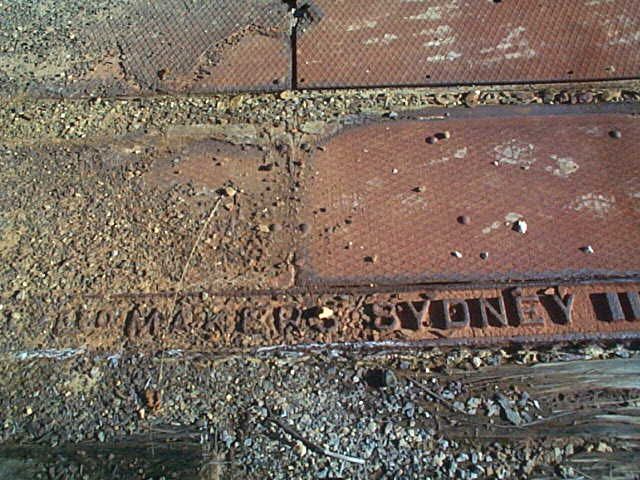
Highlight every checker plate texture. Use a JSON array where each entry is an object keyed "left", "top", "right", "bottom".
[
  {"left": 0, "top": 0, "right": 291, "bottom": 97},
  {"left": 296, "top": 0, "right": 640, "bottom": 89},
  {"left": 108, "top": 0, "right": 291, "bottom": 94},
  {"left": 299, "top": 105, "right": 640, "bottom": 287}
]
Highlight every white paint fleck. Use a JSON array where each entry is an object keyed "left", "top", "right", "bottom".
[
  {"left": 406, "top": 1, "right": 459, "bottom": 21},
  {"left": 505, "top": 212, "right": 524, "bottom": 223},
  {"left": 603, "top": 15, "right": 640, "bottom": 46},
  {"left": 480, "top": 27, "right": 536, "bottom": 64},
  {"left": 408, "top": 7, "right": 446, "bottom": 21},
  {"left": 426, "top": 50, "right": 462, "bottom": 63},
  {"left": 578, "top": 126, "right": 602, "bottom": 137},
  {"left": 569, "top": 193, "right": 615, "bottom": 217},
  {"left": 346, "top": 20, "right": 378, "bottom": 32},
  {"left": 428, "top": 156, "right": 450, "bottom": 166},
  {"left": 482, "top": 213, "right": 523, "bottom": 234},
  {"left": 494, "top": 139, "right": 536, "bottom": 168},
  {"left": 364, "top": 33, "right": 399, "bottom": 45},
  {"left": 482, "top": 221, "right": 502, "bottom": 235},
  {"left": 419, "top": 25, "right": 457, "bottom": 47},
  {"left": 395, "top": 192, "right": 429, "bottom": 211},
  {"left": 545, "top": 155, "right": 579, "bottom": 178},
  {"left": 453, "top": 147, "right": 468, "bottom": 159},
  {"left": 366, "top": 177, "right": 384, "bottom": 188}
]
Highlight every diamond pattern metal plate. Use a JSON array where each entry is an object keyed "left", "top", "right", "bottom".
[
  {"left": 296, "top": 0, "right": 640, "bottom": 89},
  {"left": 298, "top": 104, "right": 640, "bottom": 287},
  {"left": 0, "top": 0, "right": 291, "bottom": 97}
]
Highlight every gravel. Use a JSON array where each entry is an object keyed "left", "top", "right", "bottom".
[{"left": 0, "top": 342, "right": 637, "bottom": 478}]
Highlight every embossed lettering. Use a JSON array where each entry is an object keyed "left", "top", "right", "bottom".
[
  {"left": 625, "top": 291, "right": 640, "bottom": 320},
  {"left": 551, "top": 293, "right": 575, "bottom": 324},
  {"left": 478, "top": 297, "right": 508, "bottom": 327},
  {"left": 276, "top": 306, "right": 303, "bottom": 336},
  {"left": 605, "top": 292, "right": 625, "bottom": 322},
  {"left": 443, "top": 299, "right": 470, "bottom": 329},
  {"left": 512, "top": 289, "right": 544, "bottom": 326},
  {"left": 372, "top": 302, "right": 401, "bottom": 331},
  {"left": 402, "top": 300, "right": 431, "bottom": 330}
]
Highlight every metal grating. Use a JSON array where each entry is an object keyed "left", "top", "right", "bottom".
[
  {"left": 299, "top": 104, "right": 640, "bottom": 287},
  {"left": 0, "top": 0, "right": 292, "bottom": 97},
  {"left": 295, "top": 0, "right": 640, "bottom": 89}
]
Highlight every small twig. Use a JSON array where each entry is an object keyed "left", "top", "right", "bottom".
[
  {"left": 491, "top": 411, "right": 575, "bottom": 429},
  {"left": 407, "top": 377, "right": 467, "bottom": 415},
  {"left": 268, "top": 416, "right": 365, "bottom": 465},
  {"left": 158, "top": 197, "right": 222, "bottom": 385},
  {"left": 287, "top": 132, "right": 296, "bottom": 176}
]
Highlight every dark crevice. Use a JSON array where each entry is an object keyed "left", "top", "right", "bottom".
[{"left": 284, "top": 0, "right": 298, "bottom": 89}]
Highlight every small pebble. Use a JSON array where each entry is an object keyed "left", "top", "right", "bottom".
[
  {"left": 391, "top": 168, "right": 399, "bottom": 174},
  {"left": 609, "top": 129, "right": 622, "bottom": 139},
  {"left": 451, "top": 251, "right": 463, "bottom": 258},
  {"left": 480, "top": 252, "right": 489, "bottom": 260},
  {"left": 293, "top": 440, "right": 307, "bottom": 457},
  {"left": 318, "top": 307, "right": 334, "bottom": 319},
  {"left": 382, "top": 370, "right": 398, "bottom": 388},
  {"left": 513, "top": 220, "right": 528, "bottom": 234},
  {"left": 580, "top": 245, "right": 594, "bottom": 254},
  {"left": 414, "top": 186, "right": 426, "bottom": 193},
  {"left": 426, "top": 136, "right": 438, "bottom": 144},
  {"left": 458, "top": 215, "right": 471, "bottom": 225}
]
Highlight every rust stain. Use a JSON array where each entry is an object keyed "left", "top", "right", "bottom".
[
  {"left": 299, "top": 104, "right": 640, "bottom": 286},
  {"left": 110, "top": 0, "right": 292, "bottom": 94},
  {"left": 1, "top": 0, "right": 292, "bottom": 97},
  {"left": 296, "top": 0, "right": 640, "bottom": 88},
  {"left": 7, "top": 281, "right": 640, "bottom": 351}
]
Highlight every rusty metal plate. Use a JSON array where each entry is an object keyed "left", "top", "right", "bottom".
[
  {"left": 299, "top": 104, "right": 640, "bottom": 287},
  {"left": 296, "top": 0, "right": 640, "bottom": 89},
  {"left": 0, "top": 0, "right": 291, "bottom": 98},
  {"left": 4, "top": 280, "right": 640, "bottom": 351}
]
